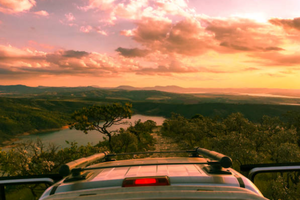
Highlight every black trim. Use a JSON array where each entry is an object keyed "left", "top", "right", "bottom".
[
  {"left": 50, "top": 185, "right": 59, "bottom": 195},
  {"left": 0, "top": 185, "right": 5, "bottom": 200},
  {"left": 234, "top": 174, "right": 245, "bottom": 188},
  {"left": 241, "top": 162, "right": 300, "bottom": 172}
]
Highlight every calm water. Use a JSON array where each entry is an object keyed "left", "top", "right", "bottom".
[{"left": 11, "top": 115, "right": 165, "bottom": 149}]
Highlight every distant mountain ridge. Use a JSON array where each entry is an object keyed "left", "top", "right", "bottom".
[
  {"left": 116, "top": 85, "right": 300, "bottom": 97},
  {"left": 1, "top": 84, "right": 300, "bottom": 98}
]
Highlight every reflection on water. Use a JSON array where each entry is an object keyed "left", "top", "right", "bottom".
[{"left": 13, "top": 115, "right": 165, "bottom": 149}]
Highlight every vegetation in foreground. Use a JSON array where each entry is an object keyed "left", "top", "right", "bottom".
[
  {"left": 0, "top": 117, "right": 157, "bottom": 199},
  {"left": 161, "top": 112, "right": 300, "bottom": 200}
]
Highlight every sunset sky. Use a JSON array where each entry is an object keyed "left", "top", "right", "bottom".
[{"left": 0, "top": 0, "right": 300, "bottom": 88}]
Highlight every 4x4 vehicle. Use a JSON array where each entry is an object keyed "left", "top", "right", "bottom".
[{"left": 1, "top": 147, "right": 274, "bottom": 200}]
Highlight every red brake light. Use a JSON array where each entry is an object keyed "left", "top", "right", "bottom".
[
  {"left": 123, "top": 176, "right": 170, "bottom": 187},
  {"left": 135, "top": 178, "right": 156, "bottom": 185}
]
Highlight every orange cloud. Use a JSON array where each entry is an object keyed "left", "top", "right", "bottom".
[
  {"left": 252, "top": 52, "right": 300, "bottom": 66},
  {"left": 269, "top": 17, "right": 300, "bottom": 31},
  {"left": 0, "top": 0, "right": 36, "bottom": 14}
]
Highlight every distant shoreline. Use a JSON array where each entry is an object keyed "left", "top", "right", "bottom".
[{"left": 0, "top": 125, "right": 69, "bottom": 149}]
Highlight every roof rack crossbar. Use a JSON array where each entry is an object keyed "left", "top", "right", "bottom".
[
  {"left": 59, "top": 151, "right": 109, "bottom": 177},
  {"left": 195, "top": 147, "right": 232, "bottom": 168},
  {"left": 60, "top": 148, "right": 233, "bottom": 178}
]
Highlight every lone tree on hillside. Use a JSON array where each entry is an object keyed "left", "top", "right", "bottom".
[{"left": 69, "top": 103, "right": 132, "bottom": 152}]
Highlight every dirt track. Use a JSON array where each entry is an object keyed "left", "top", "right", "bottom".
[{"left": 151, "top": 132, "right": 179, "bottom": 151}]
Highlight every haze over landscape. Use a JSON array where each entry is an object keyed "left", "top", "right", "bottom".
[{"left": 0, "top": 0, "right": 300, "bottom": 89}]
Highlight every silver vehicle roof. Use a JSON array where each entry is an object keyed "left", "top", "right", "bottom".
[{"left": 40, "top": 157, "right": 266, "bottom": 200}]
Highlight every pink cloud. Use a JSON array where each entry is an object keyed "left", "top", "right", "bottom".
[
  {"left": 80, "top": 25, "right": 93, "bottom": 33},
  {"left": 0, "top": 45, "right": 141, "bottom": 79},
  {"left": 0, "top": 0, "right": 36, "bottom": 14},
  {"left": 119, "top": 16, "right": 286, "bottom": 58},
  {"left": 78, "top": 0, "right": 115, "bottom": 12},
  {"left": 28, "top": 40, "right": 55, "bottom": 50},
  {"left": 97, "top": 30, "right": 107, "bottom": 35},
  {"left": 136, "top": 60, "right": 198, "bottom": 76},
  {"left": 0, "top": 44, "right": 255, "bottom": 80},
  {"left": 120, "top": 17, "right": 213, "bottom": 56},
  {"left": 204, "top": 18, "right": 284, "bottom": 53},
  {"left": 65, "top": 13, "right": 75, "bottom": 21},
  {"left": 79, "top": 0, "right": 193, "bottom": 24},
  {"left": 34, "top": 10, "right": 49, "bottom": 16},
  {"left": 135, "top": 59, "right": 231, "bottom": 76}
]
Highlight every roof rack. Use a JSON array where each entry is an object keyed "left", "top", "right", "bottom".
[{"left": 59, "top": 147, "right": 233, "bottom": 179}]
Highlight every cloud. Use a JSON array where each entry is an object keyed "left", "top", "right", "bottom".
[
  {"left": 61, "top": 50, "right": 89, "bottom": 58},
  {"left": 269, "top": 17, "right": 300, "bottom": 31},
  {"left": 65, "top": 13, "right": 75, "bottom": 21},
  {"left": 0, "top": 0, "right": 36, "bottom": 14},
  {"left": 78, "top": 0, "right": 116, "bottom": 12},
  {"left": 28, "top": 40, "right": 55, "bottom": 50},
  {"left": 136, "top": 60, "right": 198, "bottom": 75},
  {"left": 0, "top": 45, "right": 138, "bottom": 78},
  {"left": 78, "top": 0, "right": 193, "bottom": 24},
  {"left": 34, "top": 10, "right": 49, "bottom": 16},
  {"left": 121, "top": 17, "right": 213, "bottom": 56},
  {"left": 253, "top": 52, "right": 300, "bottom": 66},
  {"left": 80, "top": 25, "right": 93, "bottom": 33},
  {"left": 78, "top": 25, "right": 107, "bottom": 35},
  {"left": 116, "top": 47, "right": 150, "bottom": 57},
  {"left": 244, "top": 67, "right": 260, "bottom": 71},
  {"left": 204, "top": 18, "right": 284, "bottom": 53},
  {"left": 265, "top": 73, "right": 285, "bottom": 78},
  {"left": 119, "top": 16, "right": 287, "bottom": 58},
  {"left": 0, "top": 44, "right": 257, "bottom": 80}
]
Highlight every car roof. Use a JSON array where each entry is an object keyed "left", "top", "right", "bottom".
[{"left": 40, "top": 157, "right": 266, "bottom": 200}]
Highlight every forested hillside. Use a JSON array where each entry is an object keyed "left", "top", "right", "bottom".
[
  {"left": 0, "top": 98, "right": 91, "bottom": 143},
  {"left": 2, "top": 96, "right": 300, "bottom": 145}
]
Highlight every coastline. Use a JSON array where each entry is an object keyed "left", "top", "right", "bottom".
[{"left": 0, "top": 125, "right": 69, "bottom": 149}]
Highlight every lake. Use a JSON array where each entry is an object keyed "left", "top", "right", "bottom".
[{"left": 10, "top": 115, "right": 165, "bottom": 149}]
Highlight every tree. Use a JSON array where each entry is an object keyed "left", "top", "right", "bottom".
[{"left": 69, "top": 103, "right": 132, "bottom": 152}]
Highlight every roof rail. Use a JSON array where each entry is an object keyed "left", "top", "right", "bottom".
[{"left": 241, "top": 163, "right": 300, "bottom": 182}]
